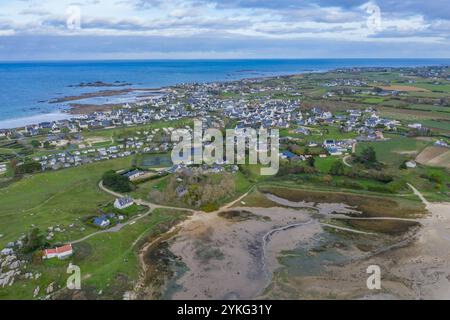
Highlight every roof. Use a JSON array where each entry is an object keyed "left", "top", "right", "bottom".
[
  {"left": 282, "top": 151, "right": 297, "bottom": 159},
  {"left": 116, "top": 197, "right": 133, "bottom": 206},
  {"left": 93, "top": 215, "right": 109, "bottom": 226},
  {"left": 123, "top": 169, "right": 141, "bottom": 178},
  {"left": 44, "top": 244, "right": 73, "bottom": 256}
]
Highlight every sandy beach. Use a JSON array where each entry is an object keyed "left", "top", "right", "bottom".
[{"left": 0, "top": 112, "right": 71, "bottom": 129}]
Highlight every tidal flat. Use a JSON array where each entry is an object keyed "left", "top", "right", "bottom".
[{"left": 136, "top": 186, "right": 450, "bottom": 300}]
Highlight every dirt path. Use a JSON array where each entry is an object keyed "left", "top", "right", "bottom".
[
  {"left": 69, "top": 208, "right": 153, "bottom": 244},
  {"left": 68, "top": 181, "right": 201, "bottom": 245},
  {"left": 343, "top": 155, "right": 353, "bottom": 167}
]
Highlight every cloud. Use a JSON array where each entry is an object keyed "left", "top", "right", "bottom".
[{"left": 0, "top": 0, "right": 448, "bottom": 59}]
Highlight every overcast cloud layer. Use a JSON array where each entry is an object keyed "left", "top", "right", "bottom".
[{"left": 0, "top": 0, "right": 449, "bottom": 60}]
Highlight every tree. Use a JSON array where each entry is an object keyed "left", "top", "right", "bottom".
[
  {"left": 329, "top": 160, "right": 345, "bottom": 176},
  {"left": 30, "top": 140, "right": 41, "bottom": 148},
  {"left": 307, "top": 156, "right": 315, "bottom": 167},
  {"left": 353, "top": 146, "right": 378, "bottom": 168},
  {"left": 22, "top": 228, "right": 46, "bottom": 253},
  {"left": 102, "top": 170, "right": 133, "bottom": 192},
  {"left": 14, "top": 160, "right": 42, "bottom": 175},
  {"left": 360, "top": 146, "right": 377, "bottom": 163}
]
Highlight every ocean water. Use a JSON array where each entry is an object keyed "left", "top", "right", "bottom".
[{"left": 0, "top": 59, "right": 449, "bottom": 128}]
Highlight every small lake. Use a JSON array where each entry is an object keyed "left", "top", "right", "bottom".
[{"left": 139, "top": 153, "right": 173, "bottom": 168}]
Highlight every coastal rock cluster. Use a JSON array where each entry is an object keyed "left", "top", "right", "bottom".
[
  {"left": 0, "top": 248, "right": 26, "bottom": 288},
  {"left": 0, "top": 238, "right": 41, "bottom": 289}
]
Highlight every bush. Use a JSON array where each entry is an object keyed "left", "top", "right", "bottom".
[
  {"left": 428, "top": 173, "right": 443, "bottom": 184},
  {"left": 338, "top": 180, "right": 365, "bottom": 190},
  {"left": 353, "top": 146, "right": 381, "bottom": 169},
  {"left": 329, "top": 160, "right": 345, "bottom": 176},
  {"left": 14, "top": 160, "right": 42, "bottom": 175},
  {"left": 22, "top": 228, "right": 46, "bottom": 254}
]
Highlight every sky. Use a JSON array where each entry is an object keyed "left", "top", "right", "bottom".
[{"left": 0, "top": 0, "right": 449, "bottom": 60}]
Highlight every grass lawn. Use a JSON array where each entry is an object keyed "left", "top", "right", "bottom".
[
  {"left": 315, "top": 156, "right": 339, "bottom": 174},
  {"left": 356, "top": 135, "right": 430, "bottom": 167},
  {"left": 0, "top": 208, "right": 188, "bottom": 300},
  {"left": 0, "top": 157, "right": 133, "bottom": 248}
]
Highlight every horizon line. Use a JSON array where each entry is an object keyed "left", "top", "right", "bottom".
[{"left": 2, "top": 57, "right": 450, "bottom": 63}]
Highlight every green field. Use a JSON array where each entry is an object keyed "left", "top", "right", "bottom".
[
  {"left": 0, "top": 157, "right": 133, "bottom": 248},
  {"left": 0, "top": 208, "right": 187, "bottom": 300},
  {"left": 356, "top": 135, "right": 430, "bottom": 167}
]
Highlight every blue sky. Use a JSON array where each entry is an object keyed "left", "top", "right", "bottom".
[{"left": 0, "top": 0, "right": 449, "bottom": 60}]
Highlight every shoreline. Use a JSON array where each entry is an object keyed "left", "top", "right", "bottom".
[
  {"left": 1, "top": 63, "right": 449, "bottom": 130},
  {"left": 0, "top": 112, "right": 72, "bottom": 129}
]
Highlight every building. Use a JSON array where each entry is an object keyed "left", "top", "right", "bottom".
[
  {"left": 281, "top": 150, "right": 300, "bottom": 160},
  {"left": 43, "top": 244, "right": 73, "bottom": 259},
  {"left": 114, "top": 197, "right": 134, "bottom": 210},
  {"left": 405, "top": 160, "right": 417, "bottom": 169},
  {"left": 123, "top": 169, "right": 144, "bottom": 180},
  {"left": 93, "top": 215, "right": 111, "bottom": 228}
]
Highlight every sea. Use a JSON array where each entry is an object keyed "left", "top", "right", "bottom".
[{"left": 1, "top": 58, "right": 449, "bottom": 129}]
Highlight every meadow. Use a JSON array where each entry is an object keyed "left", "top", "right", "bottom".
[{"left": 0, "top": 157, "right": 133, "bottom": 248}]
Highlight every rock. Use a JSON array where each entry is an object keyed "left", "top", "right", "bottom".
[
  {"left": 34, "top": 273, "right": 41, "bottom": 280},
  {"left": 46, "top": 282, "right": 54, "bottom": 294},
  {"left": 0, "top": 248, "right": 13, "bottom": 256},
  {"left": 0, "top": 234, "right": 3, "bottom": 238},
  {"left": 33, "top": 286, "right": 40, "bottom": 298},
  {"left": 123, "top": 291, "right": 136, "bottom": 300},
  {"left": 9, "top": 261, "right": 20, "bottom": 269},
  {"left": 0, "top": 270, "right": 15, "bottom": 288},
  {"left": 6, "top": 242, "right": 14, "bottom": 248}
]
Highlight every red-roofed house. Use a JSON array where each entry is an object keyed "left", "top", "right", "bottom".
[{"left": 43, "top": 244, "right": 73, "bottom": 259}]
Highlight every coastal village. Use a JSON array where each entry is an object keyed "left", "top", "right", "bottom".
[
  {"left": 0, "top": 66, "right": 449, "bottom": 299},
  {"left": 1, "top": 67, "right": 447, "bottom": 173}
]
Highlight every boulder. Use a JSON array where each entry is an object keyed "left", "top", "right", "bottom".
[
  {"left": 33, "top": 286, "right": 40, "bottom": 298},
  {"left": 46, "top": 282, "right": 54, "bottom": 294}
]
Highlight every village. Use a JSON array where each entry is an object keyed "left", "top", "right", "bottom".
[
  {"left": 1, "top": 68, "right": 439, "bottom": 175},
  {"left": 0, "top": 66, "right": 449, "bottom": 300}
]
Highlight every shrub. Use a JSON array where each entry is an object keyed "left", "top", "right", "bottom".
[
  {"left": 329, "top": 160, "right": 345, "bottom": 176},
  {"left": 339, "top": 180, "right": 365, "bottom": 190},
  {"left": 14, "top": 160, "right": 42, "bottom": 175},
  {"left": 22, "top": 228, "right": 46, "bottom": 254},
  {"left": 367, "top": 185, "right": 394, "bottom": 193},
  {"left": 102, "top": 170, "right": 133, "bottom": 192},
  {"left": 353, "top": 146, "right": 381, "bottom": 169}
]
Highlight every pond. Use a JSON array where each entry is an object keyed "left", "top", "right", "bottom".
[{"left": 139, "top": 153, "right": 173, "bottom": 168}]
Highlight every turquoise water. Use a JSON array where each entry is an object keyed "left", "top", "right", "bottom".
[{"left": 0, "top": 59, "right": 449, "bottom": 128}]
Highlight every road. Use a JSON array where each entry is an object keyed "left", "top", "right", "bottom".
[{"left": 68, "top": 181, "right": 253, "bottom": 245}]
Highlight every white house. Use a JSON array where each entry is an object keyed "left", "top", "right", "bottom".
[
  {"left": 114, "top": 197, "right": 134, "bottom": 210},
  {"left": 43, "top": 244, "right": 73, "bottom": 259}
]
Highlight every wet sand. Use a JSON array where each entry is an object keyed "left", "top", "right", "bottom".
[
  {"left": 168, "top": 207, "right": 322, "bottom": 299},
  {"left": 139, "top": 187, "right": 450, "bottom": 300},
  {"left": 262, "top": 190, "right": 450, "bottom": 300}
]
